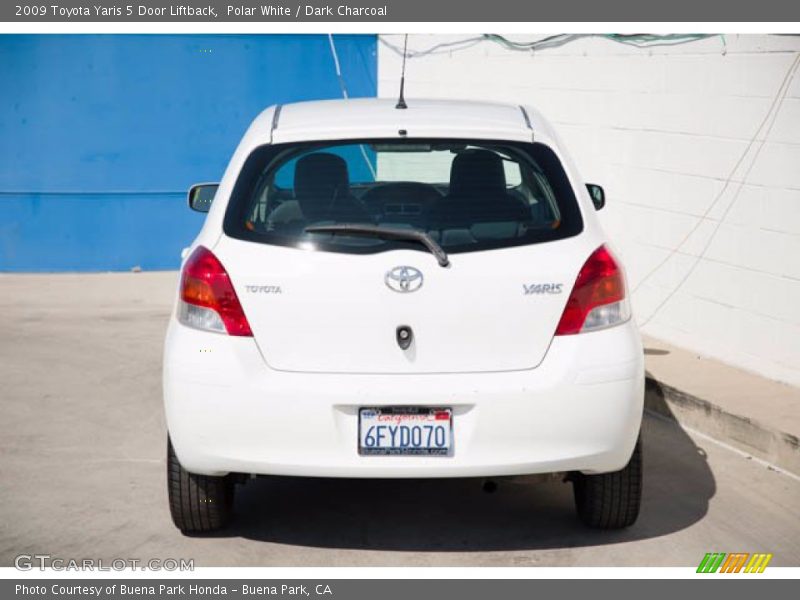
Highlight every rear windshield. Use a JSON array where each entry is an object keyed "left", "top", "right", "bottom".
[{"left": 223, "top": 139, "right": 583, "bottom": 255}]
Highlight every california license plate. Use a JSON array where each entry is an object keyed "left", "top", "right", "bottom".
[{"left": 358, "top": 407, "right": 453, "bottom": 456}]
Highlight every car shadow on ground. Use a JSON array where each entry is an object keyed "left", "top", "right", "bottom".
[{"left": 209, "top": 377, "right": 715, "bottom": 551}]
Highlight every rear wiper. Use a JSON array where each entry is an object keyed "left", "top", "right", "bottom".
[{"left": 304, "top": 224, "right": 450, "bottom": 268}]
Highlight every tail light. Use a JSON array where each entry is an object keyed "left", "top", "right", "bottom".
[
  {"left": 177, "top": 246, "right": 253, "bottom": 336},
  {"left": 555, "top": 245, "right": 631, "bottom": 335}
]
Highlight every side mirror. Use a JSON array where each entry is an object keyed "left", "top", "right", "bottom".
[
  {"left": 188, "top": 183, "right": 219, "bottom": 213},
  {"left": 586, "top": 183, "right": 605, "bottom": 211}
]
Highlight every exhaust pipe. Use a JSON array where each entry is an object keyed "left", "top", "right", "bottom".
[{"left": 481, "top": 479, "right": 498, "bottom": 494}]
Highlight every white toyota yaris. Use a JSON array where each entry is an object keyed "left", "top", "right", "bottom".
[{"left": 164, "top": 98, "right": 644, "bottom": 533}]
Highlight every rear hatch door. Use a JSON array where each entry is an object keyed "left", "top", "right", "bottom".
[{"left": 215, "top": 236, "right": 591, "bottom": 374}]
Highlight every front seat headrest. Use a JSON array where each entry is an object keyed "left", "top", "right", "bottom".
[
  {"left": 294, "top": 152, "right": 351, "bottom": 220},
  {"left": 448, "top": 150, "right": 507, "bottom": 198}
]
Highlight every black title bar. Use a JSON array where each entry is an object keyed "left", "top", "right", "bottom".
[{"left": 4, "top": 0, "right": 800, "bottom": 22}]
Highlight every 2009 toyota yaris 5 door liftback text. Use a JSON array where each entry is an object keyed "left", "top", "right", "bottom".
[{"left": 164, "top": 98, "right": 644, "bottom": 533}]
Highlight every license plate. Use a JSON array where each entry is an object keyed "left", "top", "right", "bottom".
[{"left": 358, "top": 407, "right": 453, "bottom": 456}]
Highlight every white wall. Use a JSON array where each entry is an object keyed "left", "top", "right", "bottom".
[{"left": 378, "top": 34, "right": 800, "bottom": 386}]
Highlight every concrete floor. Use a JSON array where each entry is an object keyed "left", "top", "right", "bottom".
[{"left": 1, "top": 272, "right": 799, "bottom": 567}]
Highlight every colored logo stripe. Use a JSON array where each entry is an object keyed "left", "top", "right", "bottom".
[
  {"left": 697, "top": 553, "right": 726, "bottom": 573},
  {"left": 720, "top": 553, "right": 749, "bottom": 573},
  {"left": 745, "top": 553, "right": 773, "bottom": 573}
]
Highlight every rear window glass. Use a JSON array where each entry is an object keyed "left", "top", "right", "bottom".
[{"left": 223, "top": 139, "right": 582, "bottom": 255}]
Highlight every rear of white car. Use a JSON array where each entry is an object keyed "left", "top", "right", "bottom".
[{"left": 164, "top": 98, "right": 644, "bottom": 533}]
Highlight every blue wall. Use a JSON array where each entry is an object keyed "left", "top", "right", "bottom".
[{"left": 0, "top": 34, "right": 377, "bottom": 271}]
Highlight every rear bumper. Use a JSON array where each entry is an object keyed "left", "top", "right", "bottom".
[{"left": 164, "top": 321, "right": 644, "bottom": 478}]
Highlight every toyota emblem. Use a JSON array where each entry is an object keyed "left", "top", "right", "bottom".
[{"left": 385, "top": 266, "right": 423, "bottom": 293}]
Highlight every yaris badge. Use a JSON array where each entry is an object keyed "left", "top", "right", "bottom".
[{"left": 385, "top": 266, "right": 423, "bottom": 293}]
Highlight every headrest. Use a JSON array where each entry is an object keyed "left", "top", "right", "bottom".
[
  {"left": 448, "top": 150, "right": 507, "bottom": 198},
  {"left": 294, "top": 152, "right": 350, "bottom": 200}
]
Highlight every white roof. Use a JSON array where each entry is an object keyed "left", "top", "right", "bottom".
[{"left": 242, "top": 98, "right": 551, "bottom": 146}]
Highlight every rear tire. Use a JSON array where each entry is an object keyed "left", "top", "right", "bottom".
[
  {"left": 572, "top": 437, "right": 642, "bottom": 529},
  {"left": 167, "top": 438, "right": 234, "bottom": 533}
]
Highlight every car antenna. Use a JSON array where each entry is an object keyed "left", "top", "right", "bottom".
[{"left": 395, "top": 34, "right": 409, "bottom": 110}]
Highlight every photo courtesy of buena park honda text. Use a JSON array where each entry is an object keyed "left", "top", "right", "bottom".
[{"left": 0, "top": 0, "right": 798, "bottom": 596}]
